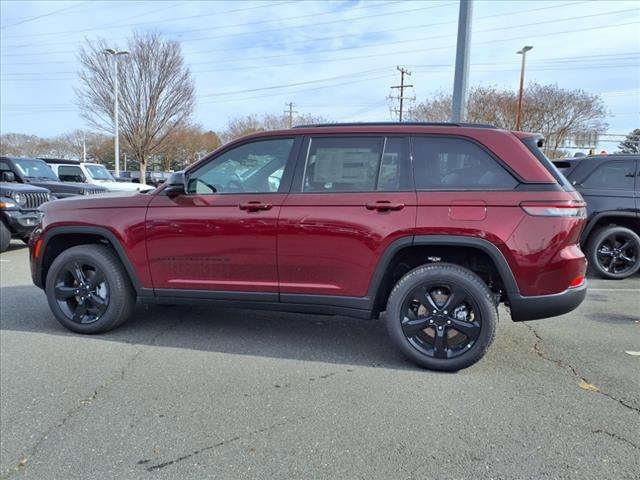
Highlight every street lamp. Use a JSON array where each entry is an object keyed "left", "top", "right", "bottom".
[
  {"left": 103, "top": 48, "right": 129, "bottom": 177},
  {"left": 515, "top": 45, "right": 533, "bottom": 131}
]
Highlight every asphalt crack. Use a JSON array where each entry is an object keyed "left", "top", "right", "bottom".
[
  {"left": 524, "top": 323, "right": 640, "bottom": 414},
  {"left": 1, "top": 320, "right": 179, "bottom": 479},
  {"left": 142, "top": 414, "right": 310, "bottom": 472},
  {"left": 591, "top": 429, "right": 640, "bottom": 451}
]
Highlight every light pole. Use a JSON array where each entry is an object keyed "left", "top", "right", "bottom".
[
  {"left": 103, "top": 48, "right": 129, "bottom": 176},
  {"left": 515, "top": 45, "right": 533, "bottom": 131}
]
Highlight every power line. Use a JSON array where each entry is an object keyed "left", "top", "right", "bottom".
[{"left": 0, "top": 1, "right": 89, "bottom": 30}]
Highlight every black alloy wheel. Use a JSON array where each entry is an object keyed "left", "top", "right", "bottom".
[
  {"left": 400, "top": 282, "right": 481, "bottom": 360},
  {"left": 54, "top": 260, "right": 109, "bottom": 324},
  {"left": 589, "top": 226, "right": 640, "bottom": 279},
  {"left": 45, "top": 245, "right": 136, "bottom": 333},
  {"left": 386, "top": 263, "right": 497, "bottom": 371}
]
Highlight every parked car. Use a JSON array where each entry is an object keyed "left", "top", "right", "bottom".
[
  {"left": 0, "top": 156, "right": 107, "bottom": 198},
  {"left": 116, "top": 170, "right": 170, "bottom": 187},
  {"left": 29, "top": 122, "right": 587, "bottom": 371},
  {"left": 44, "top": 159, "right": 152, "bottom": 193},
  {"left": 553, "top": 154, "right": 639, "bottom": 279},
  {"left": 0, "top": 182, "right": 51, "bottom": 252}
]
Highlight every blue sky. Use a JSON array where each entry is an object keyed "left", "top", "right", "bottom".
[{"left": 1, "top": 0, "right": 638, "bottom": 150}]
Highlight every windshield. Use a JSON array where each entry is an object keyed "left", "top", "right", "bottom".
[
  {"left": 85, "top": 164, "right": 115, "bottom": 181},
  {"left": 14, "top": 159, "right": 59, "bottom": 180}
]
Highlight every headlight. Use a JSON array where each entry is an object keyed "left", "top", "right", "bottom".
[
  {"left": 11, "top": 192, "right": 26, "bottom": 207},
  {"left": 0, "top": 197, "right": 18, "bottom": 209}
]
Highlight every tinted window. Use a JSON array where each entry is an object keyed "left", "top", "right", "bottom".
[
  {"left": 303, "top": 136, "right": 409, "bottom": 192},
  {"left": 413, "top": 137, "right": 518, "bottom": 190},
  {"left": 58, "top": 165, "right": 85, "bottom": 182},
  {"left": 581, "top": 161, "right": 635, "bottom": 190},
  {"left": 187, "top": 138, "right": 293, "bottom": 194}
]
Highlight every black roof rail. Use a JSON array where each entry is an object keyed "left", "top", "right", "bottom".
[{"left": 292, "top": 122, "right": 498, "bottom": 129}]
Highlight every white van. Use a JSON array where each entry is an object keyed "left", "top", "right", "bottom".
[{"left": 44, "top": 160, "right": 153, "bottom": 193}]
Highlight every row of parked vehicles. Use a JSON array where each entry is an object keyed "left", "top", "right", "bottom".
[{"left": 1, "top": 123, "right": 639, "bottom": 371}]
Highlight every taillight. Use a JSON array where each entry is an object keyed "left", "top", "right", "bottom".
[
  {"left": 520, "top": 201, "right": 586, "bottom": 217},
  {"left": 569, "top": 275, "right": 585, "bottom": 288}
]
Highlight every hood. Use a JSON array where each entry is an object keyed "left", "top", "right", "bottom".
[
  {"left": 24, "top": 180, "right": 107, "bottom": 195},
  {"left": 0, "top": 182, "right": 50, "bottom": 195},
  {"left": 41, "top": 190, "right": 154, "bottom": 211}
]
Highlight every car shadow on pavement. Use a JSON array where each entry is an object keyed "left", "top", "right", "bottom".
[{"left": 0, "top": 285, "right": 419, "bottom": 371}]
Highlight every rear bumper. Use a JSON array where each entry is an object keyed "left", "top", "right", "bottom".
[{"left": 508, "top": 281, "right": 587, "bottom": 321}]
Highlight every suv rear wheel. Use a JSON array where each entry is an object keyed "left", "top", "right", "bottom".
[
  {"left": 588, "top": 225, "right": 640, "bottom": 279},
  {"left": 45, "top": 245, "right": 136, "bottom": 333},
  {"left": 386, "top": 263, "right": 497, "bottom": 371}
]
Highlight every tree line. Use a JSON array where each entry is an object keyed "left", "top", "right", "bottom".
[{"left": 1, "top": 32, "right": 635, "bottom": 169}]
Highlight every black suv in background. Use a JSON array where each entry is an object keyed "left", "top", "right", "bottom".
[
  {"left": 554, "top": 154, "right": 639, "bottom": 279},
  {"left": 0, "top": 182, "right": 51, "bottom": 252},
  {"left": 0, "top": 156, "right": 107, "bottom": 198}
]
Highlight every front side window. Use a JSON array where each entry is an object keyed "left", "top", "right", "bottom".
[
  {"left": 58, "top": 165, "right": 86, "bottom": 182},
  {"left": 581, "top": 161, "right": 635, "bottom": 190},
  {"left": 303, "top": 136, "right": 409, "bottom": 192},
  {"left": 413, "top": 137, "right": 518, "bottom": 190},
  {"left": 187, "top": 138, "right": 294, "bottom": 194}
]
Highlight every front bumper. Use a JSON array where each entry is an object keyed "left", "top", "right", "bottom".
[
  {"left": 508, "top": 281, "right": 587, "bottom": 321},
  {"left": 2, "top": 210, "right": 43, "bottom": 238}
]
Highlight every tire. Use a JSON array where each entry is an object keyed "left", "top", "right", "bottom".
[
  {"left": 587, "top": 226, "right": 640, "bottom": 279},
  {"left": 0, "top": 221, "right": 10, "bottom": 253},
  {"left": 45, "top": 245, "right": 136, "bottom": 334},
  {"left": 386, "top": 263, "right": 497, "bottom": 371}
]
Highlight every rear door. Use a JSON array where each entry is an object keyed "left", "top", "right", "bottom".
[
  {"left": 277, "top": 135, "right": 416, "bottom": 306},
  {"left": 577, "top": 159, "right": 637, "bottom": 219}
]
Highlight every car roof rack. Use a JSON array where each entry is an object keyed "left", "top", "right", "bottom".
[{"left": 292, "top": 122, "right": 497, "bottom": 129}]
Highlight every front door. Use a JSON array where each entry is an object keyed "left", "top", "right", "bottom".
[{"left": 146, "top": 137, "right": 298, "bottom": 297}]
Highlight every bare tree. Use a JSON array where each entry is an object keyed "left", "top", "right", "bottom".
[
  {"left": 408, "top": 83, "right": 608, "bottom": 157},
  {"left": 76, "top": 32, "right": 195, "bottom": 179},
  {"left": 220, "top": 113, "right": 328, "bottom": 144}
]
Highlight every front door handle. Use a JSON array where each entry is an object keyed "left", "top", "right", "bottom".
[
  {"left": 239, "top": 201, "right": 273, "bottom": 212},
  {"left": 365, "top": 201, "right": 405, "bottom": 212}
]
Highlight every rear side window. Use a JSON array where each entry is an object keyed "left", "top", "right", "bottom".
[
  {"left": 303, "top": 136, "right": 410, "bottom": 192},
  {"left": 412, "top": 136, "right": 518, "bottom": 190},
  {"left": 581, "top": 161, "right": 635, "bottom": 190}
]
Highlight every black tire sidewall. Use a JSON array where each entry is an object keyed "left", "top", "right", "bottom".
[
  {"left": 386, "top": 263, "right": 497, "bottom": 371},
  {"left": 0, "top": 221, "right": 10, "bottom": 252},
  {"left": 45, "top": 245, "right": 135, "bottom": 334},
  {"left": 588, "top": 226, "right": 640, "bottom": 279}
]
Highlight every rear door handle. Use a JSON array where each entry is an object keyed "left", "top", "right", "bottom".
[
  {"left": 365, "top": 201, "right": 405, "bottom": 212},
  {"left": 239, "top": 201, "right": 272, "bottom": 212}
]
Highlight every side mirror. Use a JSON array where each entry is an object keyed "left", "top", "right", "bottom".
[
  {"left": 163, "top": 171, "right": 186, "bottom": 196},
  {"left": 1, "top": 171, "right": 16, "bottom": 182}
]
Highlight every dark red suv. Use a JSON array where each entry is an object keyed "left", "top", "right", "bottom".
[{"left": 29, "top": 123, "right": 587, "bottom": 370}]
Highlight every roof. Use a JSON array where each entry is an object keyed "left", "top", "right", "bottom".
[{"left": 293, "top": 122, "right": 498, "bottom": 129}]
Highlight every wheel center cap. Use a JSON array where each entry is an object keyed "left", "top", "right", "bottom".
[{"left": 434, "top": 313, "right": 448, "bottom": 326}]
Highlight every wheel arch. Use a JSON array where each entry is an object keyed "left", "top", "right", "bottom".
[
  {"left": 39, "top": 226, "right": 145, "bottom": 295},
  {"left": 367, "top": 235, "right": 519, "bottom": 316},
  {"left": 581, "top": 212, "right": 640, "bottom": 245}
]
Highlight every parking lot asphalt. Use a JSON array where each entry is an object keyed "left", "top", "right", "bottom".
[{"left": 1, "top": 241, "right": 639, "bottom": 480}]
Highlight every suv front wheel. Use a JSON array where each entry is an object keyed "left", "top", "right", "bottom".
[
  {"left": 386, "top": 263, "right": 497, "bottom": 371},
  {"left": 45, "top": 245, "right": 136, "bottom": 333}
]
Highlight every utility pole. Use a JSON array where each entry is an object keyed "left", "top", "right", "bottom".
[
  {"left": 103, "top": 48, "right": 129, "bottom": 177},
  {"left": 284, "top": 102, "right": 297, "bottom": 128},
  {"left": 515, "top": 45, "right": 533, "bottom": 131},
  {"left": 389, "top": 66, "right": 414, "bottom": 122},
  {"left": 451, "top": 0, "right": 473, "bottom": 122},
  {"left": 82, "top": 134, "right": 86, "bottom": 163}
]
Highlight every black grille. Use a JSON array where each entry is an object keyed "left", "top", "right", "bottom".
[
  {"left": 24, "top": 192, "right": 49, "bottom": 209},
  {"left": 85, "top": 189, "right": 105, "bottom": 196}
]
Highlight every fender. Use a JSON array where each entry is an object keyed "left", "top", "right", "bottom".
[
  {"left": 366, "top": 234, "right": 520, "bottom": 301},
  {"left": 581, "top": 211, "right": 639, "bottom": 244},
  {"left": 37, "top": 226, "right": 153, "bottom": 298}
]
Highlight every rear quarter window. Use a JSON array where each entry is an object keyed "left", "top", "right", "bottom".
[
  {"left": 412, "top": 136, "right": 518, "bottom": 190},
  {"left": 581, "top": 161, "right": 635, "bottom": 190}
]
